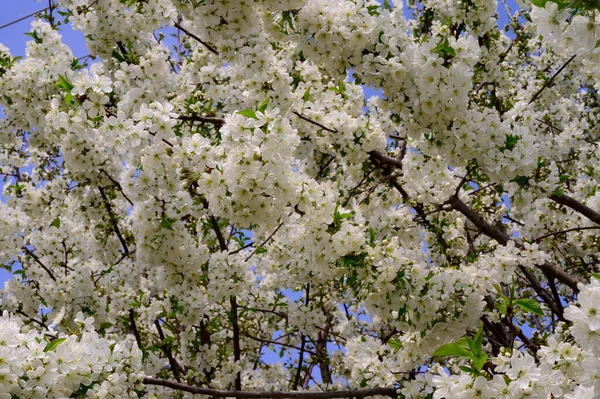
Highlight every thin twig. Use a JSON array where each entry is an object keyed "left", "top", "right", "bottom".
[
  {"left": 528, "top": 54, "right": 577, "bottom": 105},
  {"left": 532, "top": 226, "right": 600, "bottom": 242},
  {"left": 245, "top": 221, "right": 285, "bottom": 262},
  {"left": 293, "top": 283, "right": 310, "bottom": 390},
  {"left": 535, "top": 118, "right": 563, "bottom": 133},
  {"left": 292, "top": 112, "right": 337, "bottom": 133},
  {"left": 100, "top": 169, "right": 134, "bottom": 206},
  {"left": 98, "top": 186, "right": 130, "bottom": 255},
  {"left": 242, "top": 332, "right": 315, "bottom": 355},
  {"left": 22, "top": 247, "right": 56, "bottom": 282},
  {"left": 173, "top": 21, "right": 218, "bottom": 55},
  {"left": 0, "top": 7, "right": 50, "bottom": 31}
]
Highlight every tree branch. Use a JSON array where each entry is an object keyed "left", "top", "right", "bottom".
[
  {"left": 230, "top": 296, "right": 242, "bottom": 391},
  {"left": 173, "top": 21, "right": 218, "bottom": 55},
  {"left": 447, "top": 195, "right": 581, "bottom": 291},
  {"left": 446, "top": 195, "right": 511, "bottom": 245},
  {"left": 518, "top": 265, "right": 565, "bottom": 321},
  {"left": 98, "top": 186, "right": 130, "bottom": 255},
  {"left": 142, "top": 377, "right": 397, "bottom": 398},
  {"left": 0, "top": 7, "right": 50, "bottom": 31},
  {"left": 178, "top": 115, "right": 225, "bottom": 126},
  {"left": 528, "top": 54, "right": 576, "bottom": 105},
  {"left": 293, "top": 283, "right": 310, "bottom": 390},
  {"left": 549, "top": 192, "right": 600, "bottom": 225},
  {"left": 22, "top": 247, "right": 56, "bottom": 282},
  {"left": 369, "top": 151, "right": 404, "bottom": 169},
  {"left": 100, "top": 169, "right": 134, "bottom": 207},
  {"left": 532, "top": 226, "right": 600, "bottom": 242},
  {"left": 154, "top": 320, "right": 184, "bottom": 382},
  {"left": 129, "top": 308, "right": 144, "bottom": 350},
  {"left": 292, "top": 112, "right": 337, "bottom": 133}
]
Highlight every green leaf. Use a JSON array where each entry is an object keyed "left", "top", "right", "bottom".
[
  {"left": 432, "top": 342, "right": 472, "bottom": 358},
  {"left": 433, "top": 38, "right": 456, "bottom": 59},
  {"left": 530, "top": 0, "right": 547, "bottom": 7},
  {"left": 302, "top": 87, "right": 311, "bottom": 102},
  {"left": 368, "top": 227, "right": 375, "bottom": 245},
  {"left": 65, "top": 91, "right": 73, "bottom": 106},
  {"left": 360, "top": 378, "right": 368, "bottom": 388},
  {"left": 552, "top": 186, "right": 564, "bottom": 197},
  {"left": 51, "top": 218, "right": 61, "bottom": 228},
  {"left": 387, "top": 339, "right": 402, "bottom": 352},
  {"left": 57, "top": 75, "right": 74, "bottom": 91},
  {"left": 238, "top": 109, "right": 257, "bottom": 119},
  {"left": 25, "top": 30, "right": 43, "bottom": 44},
  {"left": 366, "top": 5, "right": 380, "bottom": 16},
  {"left": 112, "top": 49, "right": 126, "bottom": 63},
  {"left": 510, "top": 176, "right": 529, "bottom": 187},
  {"left": 159, "top": 217, "right": 176, "bottom": 231},
  {"left": 44, "top": 337, "right": 67, "bottom": 352},
  {"left": 472, "top": 352, "right": 488, "bottom": 371},
  {"left": 516, "top": 298, "right": 544, "bottom": 316},
  {"left": 258, "top": 99, "right": 269, "bottom": 113},
  {"left": 99, "top": 322, "right": 112, "bottom": 333},
  {"left": 471, "top": 325, "right": 484, "bottom": 357},
  {"left": 255, "top": 247, "right": 267, "bottom": 254},
  {"left": 71, "top": 58, "right": 83, "bottom": 70},
  {"left": 591, "top": 272, "right": 600, "bottom": 281}
]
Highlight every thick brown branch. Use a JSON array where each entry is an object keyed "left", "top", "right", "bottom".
[
  {"left": 173, "top": 21, "right": 218, "bottom": 55},
  {"left": 129, "top": 309, "right": 144, "bottom": 350},
  {"left": 446, "top": 195, "right": 511, "bottom": 245},
  {"left": 142, "top": 377, "right": 397, "bottom": 398},
  {"left": 447, "top": 195, "right": 581, "bottom": 291},
  {"left": 518, "top": 266, "right": 565, "bottom": 321},
  {"left": 230, "top": 296, "right": 242, "bottom": 391},
  {"left": 549, "top": 193, "right": 600, "bottom": 225},
  {"left": 369, "top": 150, "right": 404, "bottom": 169},
  {"left": 210, "top": 215, "right": 228, "bottom": 252},
  {"left": 178, "top": 115, "right": 225, "bottom": 126},
  {"left": 155, "top": 320, "right": 184, "bottom": 382}
]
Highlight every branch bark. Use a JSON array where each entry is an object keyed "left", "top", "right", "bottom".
[
  {"left": 142, "top": 377, "right": 397, "bottom": 398},
  {"left": 230, "top": 296, "right": 242, "bottom": 391},
  {"left": 549, "top": 192, "right": 600, "bottom": 225}
]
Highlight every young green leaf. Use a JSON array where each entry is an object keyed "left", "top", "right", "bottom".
[
  {"left": 516, "top": 298, "right": 544, "bottom": 316},
  {"left": 432, "top": 342, "right": 472, "bottom": 358},
  {"left": 238, "top": 109, "right": 258, "bottom": 119},
  {"left": 44, "top": 338, "right": 67, "bottom": 352},
  {"left": 258, "top": 99, "right": 269, "bottom": 113},
  {"left": 471, "top": 325, "right": 484, "bottom": 357}
]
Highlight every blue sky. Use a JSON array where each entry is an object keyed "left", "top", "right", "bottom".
[{"left": 1, "top": 2, "right": 88, "bottom": 58}]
